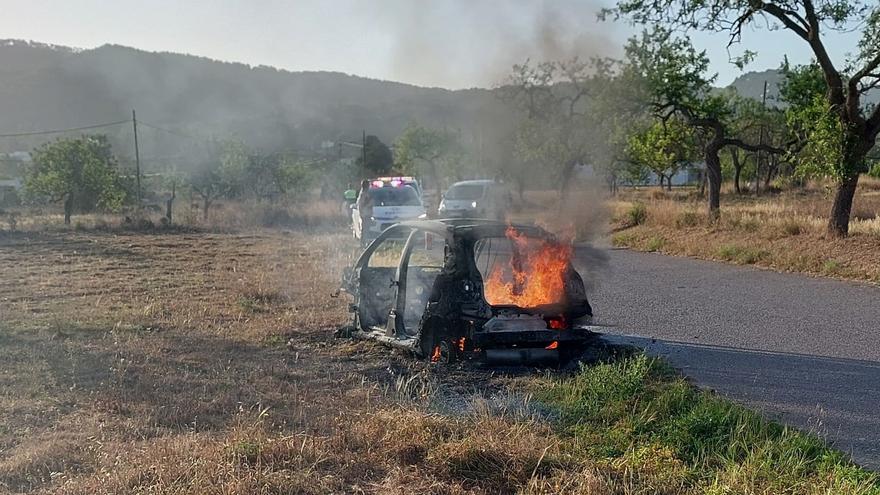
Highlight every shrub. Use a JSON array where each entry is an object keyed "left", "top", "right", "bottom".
[
  {"left": 780, "top": 220, "right": 803, "bottom": 236},
  {"left": 717, "top": 244, "right": 768, "bottom": 264},
  {"left": 625, "top": 202, "right": 648, "bottom": 227},
  {"left": 650, "top": 189, "right": 669, "bottom": 200},
  {"left": 645, "top": 236, "right": 665, "bottom": 252},
  {"left": 611, "top": 232, "right": 636, "bottom": 247},
  {"left": 727, "top": 216, "right": 760, "bottom": 232},
  {"left": 822, "top": 259, "right": 843, "bottom": 275},
  {"left": 674, "top": 211, "right": 701, "bottom": 229}
]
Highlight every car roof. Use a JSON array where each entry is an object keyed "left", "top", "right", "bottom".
[
  {"left": 448, "top": 179, "right": 497, "bottom": 187},
  {"left": 394, "top": 218, "right": 552, "bottom": 240}
]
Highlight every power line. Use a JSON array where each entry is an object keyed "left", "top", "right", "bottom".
[{"left": 0, "top": 119, "right": 129, "bottom": 138}]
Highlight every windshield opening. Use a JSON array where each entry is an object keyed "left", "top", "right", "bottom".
[
  {"left": 474, "top": 230, "right": 571, "bottom": 309},
  {"left": 446, "top": 184, "right": 485, "bottom": 201},
  {"left": 370, "top": 186, "right": 421, "bottom": 206}
]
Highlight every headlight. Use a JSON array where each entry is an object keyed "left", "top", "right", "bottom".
[
  {"left": 471, "top": 201, "right": 478, "bottom": 208},
  {"left": 418, "top": 213, "right": 427, "bottom": 219},
  {"left": 370, "top": 216, "right": 376, "bottom": 221}
]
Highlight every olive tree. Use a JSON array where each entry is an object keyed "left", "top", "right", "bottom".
[
  {"left": 500, "top": 58, "right": 612, "bottom": 197},
  {"left": 394, "top": 124, "right": 464, "bottom": 201},
  {"left": 622, "top": 29, "right": 783, "bottom": 218},
  {"left": 606, "top": 0, "right": 880, "bottom": 235},
  {"left": 25, "top": 135, "right": 126, "bottom": 224},
  {"left": 627, "top": 118, "right": 698, "bottom": 190}
]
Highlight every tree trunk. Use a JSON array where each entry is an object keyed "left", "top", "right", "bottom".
[
  {"left": 705, "top": 142, "right": 723, "bottom": 220},
  {"left": 730, "top": 148, "right": 742, "bottom": 195},
  {"left": 558, "top": 161, "right": 576, "bottom": 202},
  {"left": 666, "top": 174, "right": 673, "bottom": 191},
  {"left": 764, "top": 155, "right": 778, "bottom": 190},
  {"left": 64, "top": 193, "right": 73, "bottom": 225},
  {"left": 657, "top": 174, "right": 664, "bottom": 189},
  {"left": 166, "top": 183, "right": 176, "bottom": 224},
  {"left": 827, "top": 174, "right": 859, "bottom": 237},
  {"left": 203, "top": 196, "right": 211, "bottom": 220},
  {"left": 698, "top": 170, "right": 706, "bottom": 198}
]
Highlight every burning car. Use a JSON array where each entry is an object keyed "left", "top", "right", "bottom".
[{"left": 339, "top": 219, "right": 600, "bottom": 363}]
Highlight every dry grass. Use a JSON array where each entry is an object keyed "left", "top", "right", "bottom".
[
  {"left": 611, "top": 180, "right": 880, "bottom": 282},
  {"left": 1, "top": 208, "right": 876, "bottom": 494},
  {"left": 0, "top": 226, "right": 585, "bottom": 495},
  {"left": 1, "top": 198, "right": 348, "bottom": 233}
]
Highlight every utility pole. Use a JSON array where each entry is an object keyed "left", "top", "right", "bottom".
[
  {"left": 756, "top": 80, "right": 768, "bottom": 196},
  {"left": 132, "top": 109, "right": 141, "bottom": 205}
]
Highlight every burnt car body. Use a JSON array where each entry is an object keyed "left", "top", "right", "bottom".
[{"left": 339, "top": 219, "right": 600, "bottom": 363}]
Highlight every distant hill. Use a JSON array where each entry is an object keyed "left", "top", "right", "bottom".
[
  {"left": 728, "top": 67, "right": 880, "bottom": 107},
  {"left": 3, "top": 39, "right": 875, "bottom": 175},
  {"left": 0, "top": 40, "right": 513, "bottom": 171},
  {"left": 728, "top": 69, "right": 784, "bottom": 105}
]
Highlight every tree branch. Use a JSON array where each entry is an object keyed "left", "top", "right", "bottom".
[
  {"left": 757, "top": 2, "right": 809, "bottom": 39},
  {"left": 723, "top": 137, "right": 785, "bottom": 154},
  {"left": 760, "top": 0, "right": 844, "bottom": 106}
]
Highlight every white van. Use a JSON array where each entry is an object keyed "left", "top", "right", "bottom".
[{"left": 438, "top": 180, "right": 512, "bottom": 220}]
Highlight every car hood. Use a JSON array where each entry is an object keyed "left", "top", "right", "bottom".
[
  {"left": 372, "top": 205, "right": 425, "bottom": 220},
  {"left": 442, "top": 199, "right": 479, "bottom": 210}
]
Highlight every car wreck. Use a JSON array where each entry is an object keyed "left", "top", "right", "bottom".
[{"left": 338, "top": 218, "right": 600, "bottom": 363}]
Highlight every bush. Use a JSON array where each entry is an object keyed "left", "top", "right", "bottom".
[
  {"left": 625, "top": 203, "right": 648, "bottom": 227},
  {"left": 674, "top": 211, "right": 701, "bottom": 229},
  {"left": 716, "top": 244, "right": 768, "bottom": 264},
  {"left": 611, "top": 232, "right": 637, "bottom": 247},
  {"left": 780, "top": 220, "right": 803, "bottom": 236},
  {"left": 822, "top": 259, "right": 843, "bottom": 275},
  {"left": 645, "top": 236, "right": 665, "bottom": 252},
  {"left": 868, "top": 162, "right": 880, "bottom": 179}
]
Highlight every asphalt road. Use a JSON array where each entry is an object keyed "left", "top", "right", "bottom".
[{"left": 579, "top": 248, "right": 880, "bottom": 469}]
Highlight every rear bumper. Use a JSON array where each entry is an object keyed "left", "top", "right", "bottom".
[{"left": 471, "top": 328, "right": 596, "bottom": 347}]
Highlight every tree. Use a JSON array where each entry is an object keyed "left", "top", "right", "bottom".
[
  {"left": 394, "top": 124, "right": 463, "bottom": 201},
  {"left": 215, "top": 139, "right": 316, "bottom": 202},
  {"left": 358, "top": 135, "right": 393, "bottom": 175},
  {"left": 606, "top": 0, "right": 880, "bottom": 235},
  {"left": 188, "top": 164, "right": 227, "bottom": 221},
  {"left": 727, "top": 95, "right": 790, "bottom": 193},
  {"left": 25, "top": 135, "right": 126, "bottom": 224},
  {"left": 627, "top": 118, "right": 698, "bottom": 190},
  {"left": 622, "top": 29, "right": 782, "bottom": 218},
  {"left": 501, "top": 58, "right": 610, "bottom": 197}
]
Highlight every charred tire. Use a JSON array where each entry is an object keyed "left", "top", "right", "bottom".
[{"left": 417, "top": 316, "right": 458, "bottom": 363}]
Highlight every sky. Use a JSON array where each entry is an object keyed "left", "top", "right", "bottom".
[{"left": 0, "top": 0, "right": 862, "bottom": 89}]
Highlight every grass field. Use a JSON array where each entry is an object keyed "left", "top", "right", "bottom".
[
  {"left": 1, "top": 219, "right": 878, "bottom": 494},
  {"left": 609, "top": 178, "right": 880, "bottom": 283}
]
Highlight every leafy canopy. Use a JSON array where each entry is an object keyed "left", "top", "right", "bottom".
[
  {"left": 25, "top": 135, "right": 126, "bottom": 212},
  {"left": 359, "top": 135, "right": 393, "bottom": 175},
  {"left": 627, "top": 118, "right": 698, "bottom": 180},
  {"left": 394, "top": 124, "right": 464, "bottom": 179}
]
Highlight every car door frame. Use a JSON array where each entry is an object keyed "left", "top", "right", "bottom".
[{"left": 350, "top": 224, "right": 413, "bottom": 333}]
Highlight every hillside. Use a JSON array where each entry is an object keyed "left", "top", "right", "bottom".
[{"left": 0, "top": 40, "right": 512, "bottom": 170}]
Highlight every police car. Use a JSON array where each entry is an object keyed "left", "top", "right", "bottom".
[{"left": 351, "top": 177, "right": 427, "bottom": 243}]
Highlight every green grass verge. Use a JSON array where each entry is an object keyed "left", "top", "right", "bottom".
[{"left": 537, "top": 354, "right": 880, "bottom": 494}]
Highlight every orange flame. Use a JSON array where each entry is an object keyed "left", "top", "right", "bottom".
[
  {"left": 547, "top": 317, "right": 566, "bottom": 330},
  {"left": 431, "top": 346, "right": 441, "bottom": 363},
  {"left": 483, "top": 226, "right": 571, "bottom": 308},
  {"left": 457, "top": 337, "right": 466, "bottom": 352},
  {"left": 545, "top": 341, "right": 559, "bottom": 350}
]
